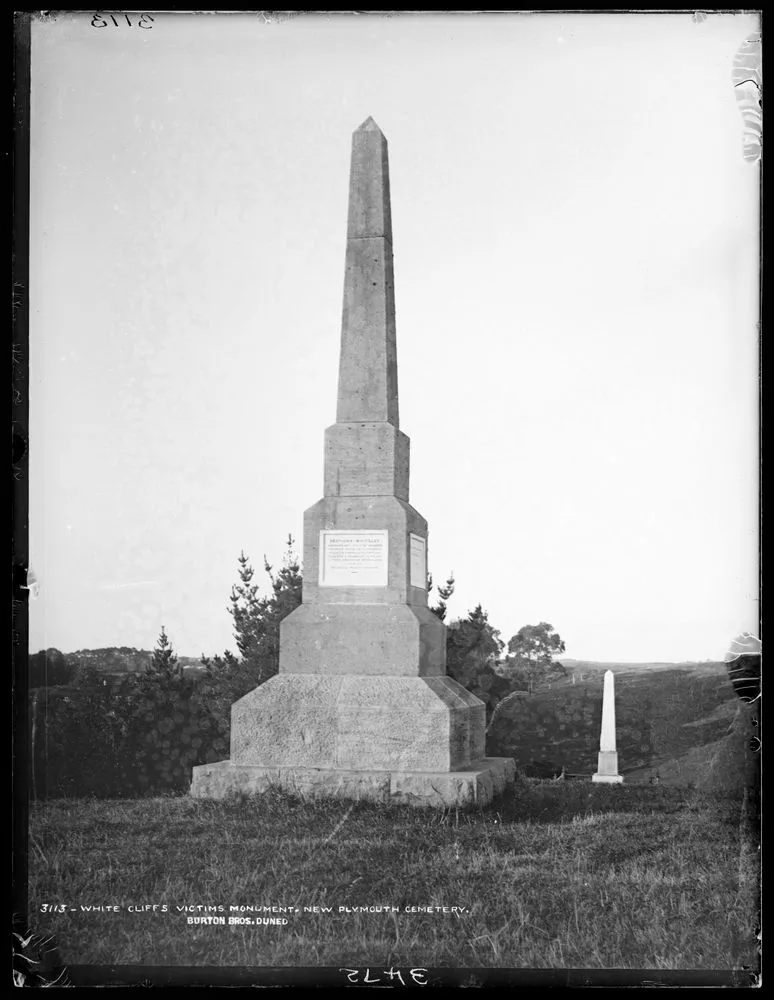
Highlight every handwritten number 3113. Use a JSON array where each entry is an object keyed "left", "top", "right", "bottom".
[{"left": 91, "top": 14, "right": 155, "bottom": 28}]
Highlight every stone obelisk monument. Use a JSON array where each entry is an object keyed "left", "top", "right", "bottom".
[
  {"left": 191, "top": 118, "right": 515, "bottom": 807},
  {"left": 592, "top": 670, "right": 623, "bottom": 783}
]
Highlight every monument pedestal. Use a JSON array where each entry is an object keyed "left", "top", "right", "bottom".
[{"left": 190, "top": 673, "right": 515, "bottom": 808}]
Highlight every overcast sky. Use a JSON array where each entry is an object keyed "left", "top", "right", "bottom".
[{"left": 29, "top": 11, "right": 759, "bottom": 663}]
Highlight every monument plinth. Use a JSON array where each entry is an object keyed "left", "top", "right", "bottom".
[
  {"left": 592, "top": 670, "right": 624, "bottom": 783},
  {"left": 191, "top": 118, "right": 515, "bottom": 807}
]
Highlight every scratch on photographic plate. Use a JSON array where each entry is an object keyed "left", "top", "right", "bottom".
[{"left": 732, "top": 29, "right": 762, "bottom": 164}]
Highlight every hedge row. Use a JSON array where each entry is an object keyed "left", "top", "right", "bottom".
[
  {"left": 33, "top": 664, "right": 737, "bottom": 794},
  {"left": 29, "top": 668, "right": 248, "bottom": 799}
]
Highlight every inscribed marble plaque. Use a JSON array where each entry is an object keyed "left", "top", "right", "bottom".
[{"left": 319, "top": 530, "right": 389, "bottom": 587}]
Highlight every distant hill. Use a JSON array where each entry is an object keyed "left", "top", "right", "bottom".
[
  {"left": 65, "top": 647, "right": 205, "bottom": 675},
  {"left": 559, "top": 658, "right": 725, "bottom": 675},
  {"left": 487, "top": 660, "right": 746, "bottom": 787}
]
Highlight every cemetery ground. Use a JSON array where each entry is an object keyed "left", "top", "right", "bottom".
[{"left": 28, "top": 780, "right": 759, "bottom": 971}]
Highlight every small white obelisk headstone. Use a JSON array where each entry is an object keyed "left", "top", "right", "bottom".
[{"left": 592, "top": 670, "right": 623, "bottom": 783}]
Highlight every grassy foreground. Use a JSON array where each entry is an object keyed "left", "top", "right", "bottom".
[{"left": 28, "top": 782, "right": 759, "bottom": 971}]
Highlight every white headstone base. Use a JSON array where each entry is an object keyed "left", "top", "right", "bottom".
[{"left": 592, "top": 750, "right": 623, "bottom": 783}]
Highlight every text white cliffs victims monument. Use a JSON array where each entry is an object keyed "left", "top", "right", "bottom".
[
  {"left": 592, "top": 670, "right": 624, "bottom": 783},
  {"left": 191, "top": 118, "right": 515, "bottom": 807}
]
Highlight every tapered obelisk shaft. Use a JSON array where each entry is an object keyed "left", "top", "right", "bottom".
[
  {"left": 600, "top": 669, "right": 617, "bottom": 752},
  {"left": 592, "top": 670, "right": 623, "bottom": 783},
  {"left": 337, "top": 117, "right": 398, "bottom": 427}
]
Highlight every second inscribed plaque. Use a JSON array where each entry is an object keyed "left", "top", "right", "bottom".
[{"left": 409, "top": 533, "right": 426, "bottom": 589}]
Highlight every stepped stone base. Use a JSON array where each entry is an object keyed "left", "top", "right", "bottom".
[
  {"left": 190, "top": 756, "right": 516, "bottom": 809},
  {"left": 191, "top": 666, "right": 516, "bottom": 808},
  {"left": 229, "top": 674, "right": 489, "bottom": 773}
]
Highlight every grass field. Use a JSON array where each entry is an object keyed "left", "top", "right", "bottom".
[{"left": 27, "top": 781, "right": 759, "bottom": 974}]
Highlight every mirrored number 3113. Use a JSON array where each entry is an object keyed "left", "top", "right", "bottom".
[{"left": 91, "top": 13, "right": 155, "bottom": 28}]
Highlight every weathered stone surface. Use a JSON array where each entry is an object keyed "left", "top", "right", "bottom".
[
  {"left": 338, "top": 121, "right": 397, "bottom": 428},
  {"left": 190, "top": 757, "right": 516, "bottom": 809},
  {"left": 338, "top": 239, "right": 397, "bottom": 426},
  {"left": 230, "top": 674, "right": 486, "bottom": 771},
  {"left": 346, "top": 118, "right": 392, "bottom": 243},
  {"left": 231, "top": 675, "right": 344, "bottom": 767},
  {"left": 423, "top": 676, "right": 487, "bottom": 763},
  {"left": 324, "top": 422, "right": 409, "bottom": 500},
  {"left": 279, "top": 604, "right": 445, "bottom": 676},
  {"left": 336, "top": 676, "right": 463, "bottom": 771}
]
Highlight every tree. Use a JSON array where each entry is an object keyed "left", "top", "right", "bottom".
[
  {"left": 199, "top": 537, "right": 303, "bottom": 727},
  {"left": 427, "top": 571, "right": 455, "bottom": 622},
  {"left": 145, "top": 626, "right": 181, "bottom": 682},
  {"left": 193, "top": 538, "right": 302, "bottom": 762},
  {"left": 28, "top": 648, "right": 73, "bottom": 688},
  {"left": 448, "top": 606, "right": 504, "bottom": 668},
  {"left": 445, "top": 605, "right": 511, "bottom": 720},
  {"left": 70, "top": 662, "right": 106, "bottom": 690},
  {"left": 227, "top": 535, "right": 302, "bottom": 685},
  {"left": 506, "top": 622, "right": 566, "bottom": 692}
]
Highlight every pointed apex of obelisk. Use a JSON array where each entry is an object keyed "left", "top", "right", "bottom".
[
  {"left": 356, "top": 116, "right": 384, "bottom": 135},
  {"left": 346, "top": 116, "right": 392, "bottom": 244}
]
